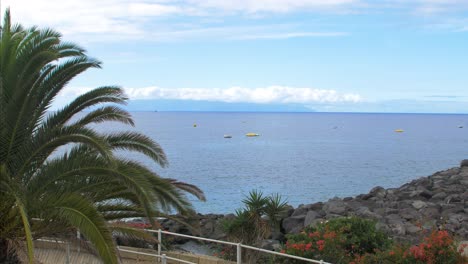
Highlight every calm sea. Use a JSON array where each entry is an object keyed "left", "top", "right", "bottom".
[{"left": 98, "top": 112, "right": 468, "bottom": 214}]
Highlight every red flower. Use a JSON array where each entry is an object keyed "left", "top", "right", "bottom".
[{"left": 317, "top": 240, "right": 325, "bottom": 251}]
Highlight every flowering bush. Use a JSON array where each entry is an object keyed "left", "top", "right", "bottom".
[
  {"left": 282, "top": 217, "right": 391, "bottom": 263},
  {"left": 282, "top": 217, "right": 467, "bottom": 264},
  {"left": 360, "top": 230, "right": 468, "bottom": 264}
]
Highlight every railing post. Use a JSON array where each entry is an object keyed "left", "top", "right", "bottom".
[
  {"left": 77, "top": 230, "right": 80, "bottom": 253},
  {"left": 237, "top": 243, "right": 242, "bottom": 264},
  {"left": 66, "top": 242, "right": 70, "bottom": 264},
  {"left": 158, "top": 229, "right": 162, "bottom": 262},
  {"left": 161, "top": 254, "right": 167, "bottom": 264}
]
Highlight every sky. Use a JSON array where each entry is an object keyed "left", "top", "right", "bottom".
[{"left": 4, "top": 0, "right": 468, "bottom": 113}]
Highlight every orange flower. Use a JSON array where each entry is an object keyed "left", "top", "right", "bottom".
[{"left": 324, "top": 231, "right": 337, "bottom": 239}]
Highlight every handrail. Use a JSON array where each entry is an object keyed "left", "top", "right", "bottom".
[
  {"left": 146, "top": 228, "right": 331, "bottom": 264},
  {"left": 118, "top": 247, "right": 196, "bottom": 264},
  {"left": 37, "top": 230, "right": 331, "bottom": 263},
  {"left": 241, "top": 244, "right": 327, "bottom": 264},
  {"left": 145, "top": 229, "right": 239, "bottom": 246}
]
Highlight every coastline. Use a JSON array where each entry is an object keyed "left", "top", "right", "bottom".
[{"left": 159, "top": 160, "right": 468, "bottom": 245}]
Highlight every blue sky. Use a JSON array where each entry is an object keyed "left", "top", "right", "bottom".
[{"left": 5, "top": 0, "right": 468, "bottom": 112}]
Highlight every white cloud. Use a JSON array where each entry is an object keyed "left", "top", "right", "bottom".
[
  {"left": 58, "top": 86, "right": 362, "bottom": 105},
  {"left": 4, "top": 0, "right": 468, "bottom": 43},
  {"left": 1, "top": 0, "right": 357, "bottom": 42},
  {"left": 124, "top": 86, "right": 362, "bottom": 104}
]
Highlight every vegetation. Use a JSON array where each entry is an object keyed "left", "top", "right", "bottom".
[
  {"left": 220, "top": 190, "right": 288, "bottom": 262},
  {"left": 281, "top": 217, "right": 467, "bottom": 264},
  {"left": 0, "top": 9, "right": 204, "bottom": 263}
]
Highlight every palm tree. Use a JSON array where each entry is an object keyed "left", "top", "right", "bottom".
[
  {"left": 222, "top": 190, "right": 287, "bottom": 262},
  {"left": 0, "top": 9, "right": 204, "bottom": 263}
]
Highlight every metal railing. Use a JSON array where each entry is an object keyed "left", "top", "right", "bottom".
[
  {"left": 118, "top": 247, "right": 196, "bottom": 264},
  {"left": 38, "top": 230, "right": 332, "bottom": 263},
  {"left": 145, "top": 229, "right": 331, "bottom": 264}
]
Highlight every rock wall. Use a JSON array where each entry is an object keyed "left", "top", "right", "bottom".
[
  {"left": 281, "top": 163, "right": 467, "bottom": 243},
  {"left": 160, "top": 161, "right": 468, "bottom": 245}
]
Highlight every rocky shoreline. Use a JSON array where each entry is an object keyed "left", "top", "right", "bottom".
[{"left": 160, "top": 161, "right": 468, "bottom": 247}]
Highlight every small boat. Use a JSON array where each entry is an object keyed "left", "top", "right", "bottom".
[
  {"left": 459, "top": 126, "right": 463, "bottom": 128},
  {"left": 224, "top": 135, "right": 232, "bottom": 138},
  {"left": 193, "top": 124, "right": 197, "bottom": 127},
  {"left": 246, "top": 133, "right": 260, "bottom": 137},
  {"left": 394, "top": 129, "right": 404, "bottom": 133}
]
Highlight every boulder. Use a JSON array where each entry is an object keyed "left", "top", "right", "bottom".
[
  {"left": 400, "top": 208, "right": 419, "bottom": 220},
  {"left": 282, "top": 215, "right": 305, "bottom": 234},
  {"left": 412, "top": 200, "right": 427, "bottom": 210},
  {"left": 303, "top": 211, "right": 319, "bottom": 227},
  {"left": 431, "top": 192, "right": 447, "bottom": 200},
  {"left": 291, "top": 206, "right": 308, "bottom": 217},
  {"left": 260, "top": 239, "right": 282, "bottom": 251},
  {"left": 323, "top": 199, "right": 347, "bottom": 215}
]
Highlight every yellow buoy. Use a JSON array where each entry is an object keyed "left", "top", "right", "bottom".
[
  {"left": 394, "top": 129, "right": 404, "bottom": 133},
  {"left": 246, "top": 133, "right": 260, "bottom": 137}
]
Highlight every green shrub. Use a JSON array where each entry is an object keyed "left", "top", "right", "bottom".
[
  {"left": 282, "top": 217, "right": 392, "bottom": 263},
  {"left": 306, "top": 217, "right": 392, "bottom": 256},
  {"left": 282, "top": 217, "right": 467, "bottom": 264},
  {"left": 359, "top": 230, "right": 467, "bottom": 264}
]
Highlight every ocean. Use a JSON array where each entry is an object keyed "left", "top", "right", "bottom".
[{"left": 98, "top": 112, "right": 468, "bottom": 214}]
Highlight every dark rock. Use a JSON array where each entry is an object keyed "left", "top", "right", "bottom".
[
  {"left": 412, "top": 200, "right": 427, "bottom": 210},
  {"left": 323, "top": 199, "right": 347, "bottom": 215},
  {"left": 400, "top": 208, "right": 419, "bottom": 220},
  {"left": 405, "top": 223, "right": 421, "bottom": 234},
  {"left": 432, "top": 192, "right": 447, "bottom": 200},
  {"left": 460, "top": 159, "right": 468, "bottom": 167},
  {"left": 421, "top": 207, "right": 440, "bottom": 219},
  {"left": 260, "top": 239, "right": 282, "bottom": 251},
  {"left": 304, "top": 202, "right": 324, "bottom": 211},
  {"left": 291, "top": 206, "right": 308, "bottom": 217},
  {"left": 369, "top": 186, "right": 386, "bottom": 198},
  {"left": 284, "top": 205, "right": 295, "bottom": 217},
  {"left": 355, "top": 207, "right": 381, "bottom": 219},
  {"left": 385, "top": 208, "right": 399, "bottom": 215},
  {"left": 304, "top": 211, "right": 319, "bottom": 227},
  {"left": 445, "top": 194, "right": 462, "bottom": 204},
  {"left": 282, "top": 215, "right": 305, "bottom": 234}
]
